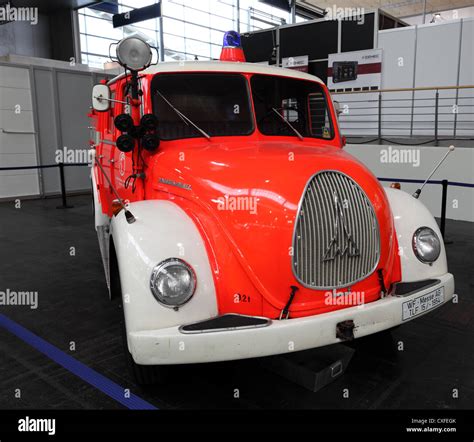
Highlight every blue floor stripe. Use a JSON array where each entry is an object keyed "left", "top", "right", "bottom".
[{"left": 0, "top": 313, "right": 158, "bottom": 410}]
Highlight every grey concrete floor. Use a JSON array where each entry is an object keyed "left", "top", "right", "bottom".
[{"left": 0, "top": 194, "right": 473, "bottom": 410}]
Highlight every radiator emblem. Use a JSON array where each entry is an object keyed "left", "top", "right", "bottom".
[{"left": 323, "top": 192, "right": 360, "bottom": 261}]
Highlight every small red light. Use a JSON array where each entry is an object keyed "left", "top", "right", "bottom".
[
  {"left": 112, "top": 199, "right": 123, "bottom": 216},
  {"left": 220, "top": 47, "right": 246, "bottom": 62},
  {"left": 390, "top": 182, "right": 401, "bottom": 189}
]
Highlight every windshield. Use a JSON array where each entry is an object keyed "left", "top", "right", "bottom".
[
  {"left": 151, "top": 73, "right": 253, "bottom": 140},
  {"left": 251, "top": 75, "right": 334, "bottom": 140}
]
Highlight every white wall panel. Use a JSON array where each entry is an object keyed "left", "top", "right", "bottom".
[
  {"left": 0, "top": 59, "right": 114, "bottom": 199},
  {"left": 0, "top": 65, "right": 39, "bottom": 199},
  {"left": 339, "top": 20, "right": 474, "bottom": 139},
  {"left": 414, "top": 22, "right": 462, "bottom": 136},
  {"left": 0, "top": 87, "right": 32, "bottom": 111},
  {"left": 415, "top": 21, "right": 461, "bottom": 88},
  {"left": 457, "top": 19, "right": 474, "bottom": 137},
  {"left": 0, "top": 172, "right": 40, "bottom": 199},
  {"left": 379, "top": 27, "right": 416, "bottom": 89},
  {"left": 346, "top": 144, "right": 474, "bottom": 222},
  {"left": 0, "top": 109, "right": 34, "bottom": 133},
  {"left": 0, "top": 65, "right": 30, "bottom": 88},
  {"left": 0, "top": 132, "right": 36, "bottom": 155}
]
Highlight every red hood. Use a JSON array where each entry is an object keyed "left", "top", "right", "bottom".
[{"left": 148, "top": 139, "right": 399, "bottom": 317}]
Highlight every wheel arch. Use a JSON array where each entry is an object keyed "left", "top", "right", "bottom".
[{"left": 109, "top": 199, "right": 218, "bottom": 334}]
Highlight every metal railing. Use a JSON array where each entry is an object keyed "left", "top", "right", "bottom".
[
  {"left": 0, "top": 162, "right": 88, "bottom": 209},
  {"left": 377, "top": 178, "right": 474, "bottom": 239},
  {"left": 1, "top": 162, "right": 473, "bottom": 240},
  {"left": 332, "top": 85, "right": 474, "bottom": 145}
]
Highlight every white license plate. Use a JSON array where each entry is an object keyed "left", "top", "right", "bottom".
[{"left": 402, "top": 287, "right": 445, "bottom": 321}]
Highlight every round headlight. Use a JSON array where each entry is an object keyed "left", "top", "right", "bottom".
[
  {"left": 116, "top": 37, "right": 152, "bottom": 72},
  {"left": 150, "top": 258, "right": 196, "bottom": 307},
  {"left": 412, "top": 227, "right": 441, "bottom": 263}
]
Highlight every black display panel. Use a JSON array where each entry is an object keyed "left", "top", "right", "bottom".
[
  {"left": 308, "top": 60, "right": 328, "bottom": 84},
  {"left": 379, "top": 13, "right": 396, "bottom": 30},
  {"left": 341, "top": 13, "right": 375, "bottom": 52},
  {"left": 279, "top": 20, "right": 338, "bottom": 61},
  {"left": 259, "top": 0, "right": 291, "bottom": 11},
  {"left": 90, "top": 0, "right": 118, "bottom": 15},
  {"left": 241, "top": 30, "right": 277, "bottom": 63},
  {"left": 332, "top": 61, "right": 358, "bottom": 83},
  {"left": 113, "top": 3, "right": 161, "bottom": 28}
]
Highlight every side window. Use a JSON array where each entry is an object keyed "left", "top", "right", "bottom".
[
  {"left": 308, "top": 92, "right": 332, "bottom": 139},
  {"left": 251, "top": 75, "right": 334, "bottom": 140}
]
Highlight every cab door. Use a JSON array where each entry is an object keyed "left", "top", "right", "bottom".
[
  {"left": 111, "top": 80, "right": 142, "bottom": 203},
  {"left": 96, "top": 85, "right": 117, "bottom": 214}
]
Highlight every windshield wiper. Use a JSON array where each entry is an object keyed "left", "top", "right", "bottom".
[
  {"left": 272, "top": 107, "right": 304, "bottom": 140},
  {"left": 155, "top": 90, "right": 211, "bottom": 140}
]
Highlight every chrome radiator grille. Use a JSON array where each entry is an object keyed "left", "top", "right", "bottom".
[{"left": 293, "top": 171, "right": 380, "bottom": 289}]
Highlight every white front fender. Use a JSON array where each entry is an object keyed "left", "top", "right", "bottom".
[
  {"left": 91, "top": 159, "right": 110, "bottom": 230},
  {"left": 384, "top": 187, "right": 448, "bottom": 282},
  {"left": 111, "top": 200, "right": 217, "bottom": 334}
]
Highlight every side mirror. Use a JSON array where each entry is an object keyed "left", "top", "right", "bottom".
[
  {"left": 333, "top": 100, "right": 342, "bottom": 117},
  {"left": 92, "top": 84, "right": 111, "bottom": 112}
]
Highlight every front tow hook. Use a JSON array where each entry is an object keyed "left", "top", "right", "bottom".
[{"left": 336, "top": 320, "right": 355, "bottom": 341}]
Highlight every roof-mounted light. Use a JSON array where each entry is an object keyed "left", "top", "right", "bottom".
[
  {"left": 223, "top": 30, "right": 241, "bottom": 48},
  {"left": 116, "top": 37, "right": 152, "bottom": 72},
  {"left": 220, "top": 30, "right": 246, "bottom": 62}
]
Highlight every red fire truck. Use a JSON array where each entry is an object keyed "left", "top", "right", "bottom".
[{"left": 90, "top": 32, "right": 454, "bottom": 384}]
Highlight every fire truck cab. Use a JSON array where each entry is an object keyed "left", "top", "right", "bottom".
[{"left": 90, "top": 33, "right": 454, "bottom": 384}]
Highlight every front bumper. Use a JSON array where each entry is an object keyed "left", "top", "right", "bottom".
[{"left": 128, "top": 273, "right": 454, "bottom": 365}]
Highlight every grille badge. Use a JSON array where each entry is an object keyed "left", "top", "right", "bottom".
[{"left": 323, "top": 191, "right": 360, "bottom": 262}]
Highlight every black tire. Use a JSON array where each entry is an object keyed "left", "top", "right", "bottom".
[
  {"left": 110, "top": 240, "right": 168, "bottom": 385},
  {"left": 91, "top": 177, "right": 96, "bottom": 220}
]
